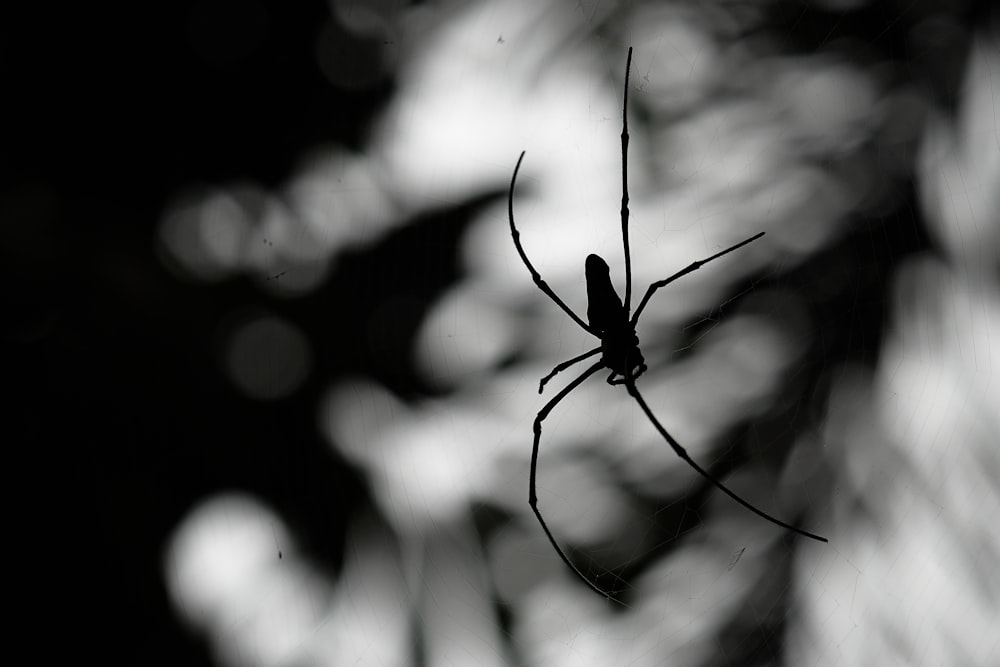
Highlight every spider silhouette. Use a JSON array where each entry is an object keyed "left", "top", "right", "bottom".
[{"left": 508, "top": 47, "right": 827, "bottom": 601}]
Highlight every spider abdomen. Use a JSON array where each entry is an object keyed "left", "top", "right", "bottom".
[
  {"left": 585, "top": 254, "right": 647, "bottom": 382},
  {"left": 585, "top": 254, "right": 625, "bottom": 333}
]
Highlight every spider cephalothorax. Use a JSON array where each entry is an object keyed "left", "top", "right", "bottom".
[{"left": 508, "top": 47, "right": 826, "bottom": 601}]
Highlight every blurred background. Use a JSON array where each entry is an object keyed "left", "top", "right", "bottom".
[{"left": 10, "top": 0, "right": 999, "bottom": 665}]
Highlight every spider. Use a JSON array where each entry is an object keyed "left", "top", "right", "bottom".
[{"left": 508, "top": 47, "right": 827, "bottom": 601}]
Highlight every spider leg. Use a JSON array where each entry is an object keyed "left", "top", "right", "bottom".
[
  {"left": 630, "top": 232, "right": 766, "bottom": 326},
  {"left": 509, "top": 151, "right": 599, "bottom": 337},
  {"left": 529, "top": 359, "right": 627, "bottom": 601},
  {"left": 608, "top": 362, "right": 646, "bottom": 386},
  {"left": 620, "top": 46, "right": 633, "bottom": 316},
  {"left": 625, "top": 377, "right": 828, "bottom": 543},
  {"left": 538, "top": 346, "right": 602, "bottom": 394}
]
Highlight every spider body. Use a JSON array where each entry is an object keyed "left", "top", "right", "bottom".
[
  {"left": 509, "top": 47, "right": 826, "bottom": 602},
  {"left": 585, "top": 253, "right": 646, "bottom": 384}
]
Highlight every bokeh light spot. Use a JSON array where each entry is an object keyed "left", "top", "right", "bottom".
[{"left": 222, "top": 313, "right": 312, "bottom": 400}]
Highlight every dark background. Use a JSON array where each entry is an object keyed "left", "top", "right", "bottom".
[
  {"left": 10, "top": 4, "right": 396, "bottom": 663},
  {"left": 7, "top": 1, "right": 990, "bottom": 664}
]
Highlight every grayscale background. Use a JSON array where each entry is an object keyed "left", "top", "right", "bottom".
[{"left": 13, "top": 1, "right": 998, "bottom": 665}]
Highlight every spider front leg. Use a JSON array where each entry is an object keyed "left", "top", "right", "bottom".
[
  {"left": 624, "top": 376, "right": 828, "bottom": 543},
  {"left": 529, "top": 359, "right": 626, "bottom": 601}
]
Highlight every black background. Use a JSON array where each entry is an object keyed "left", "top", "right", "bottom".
[{"left": 11, "top": 4, "right": 396, "bottom": 663}]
